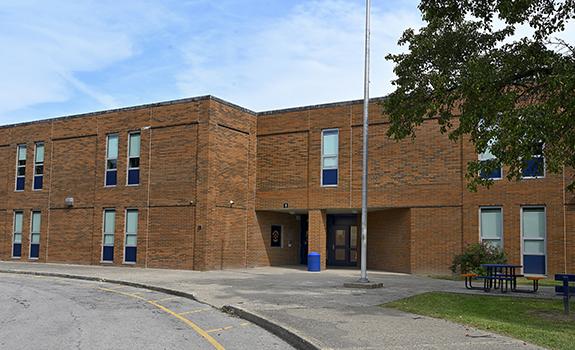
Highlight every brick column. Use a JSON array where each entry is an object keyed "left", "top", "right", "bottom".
[{"left": 308, "top": 209, "right": 327, "bottom": 270}]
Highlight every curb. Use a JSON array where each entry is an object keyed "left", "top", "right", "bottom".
[
  {"left": 0, "top": 268, "right": 323, "bottom": 350},
  {"left": 222, "top": 305, "right": 324, "bottom": 350}
]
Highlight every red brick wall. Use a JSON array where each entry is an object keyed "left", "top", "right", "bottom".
[
  {"left": 410, "top": 207, "right": 463, "bottom": 274},
  {"left": 367, "top": 209, "right": 411, "bottom": 273},
  {"left": 248, "top": 211, "right": 300, "bottom": 267}
]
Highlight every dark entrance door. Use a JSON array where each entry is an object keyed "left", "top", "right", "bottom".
[{"left": 327, "top": 215, "right": 358, "bottom": 267}]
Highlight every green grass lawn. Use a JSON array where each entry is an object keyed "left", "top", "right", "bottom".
[{"left": 384, "top": 292, "right": 575, "bottom": 350}]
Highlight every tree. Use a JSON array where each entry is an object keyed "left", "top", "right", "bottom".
[{"left": 384, "top": 0, "right": 575, "bottom": 190}]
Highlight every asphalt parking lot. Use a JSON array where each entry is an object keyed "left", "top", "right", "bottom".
[{"left": 0, "top": 274, "right": 293, "bottom": 350}]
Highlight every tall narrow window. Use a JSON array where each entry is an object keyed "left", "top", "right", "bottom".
[
  {"left": 15, "top": 145, "right": 26, "bottom": 191},
  {"left": 105, "top": 134, "right": 118, "bottom": 186},
  {"left": 321, "top": 129, "right": 338, "bottom": 186},
  {"left": 124, "top": 209, "right": 138, "bottom": 263},
  {"left": 522, "top": 207, "right": 546, "bottom": 275},
  {"left": 12, "top": 211, "right": 23, "bottom": 258},
  {"left": 102, "top": 209, "right": 115, "bottom": 262},
  {"left": 127, "top": 132, "right": 140, "bottom": 186},
  {"left": 478, "top": 141, "right": 502, "bottom": 180},
  {"left": 480, "top": 207, "right": 503, "bottom": 248},
  {"left": 522, "top": 143, "right": 545, "bottom": 178},
  {"left": 33, "top": 142, "right": 44, "bottom": 190},
  {"left": 29, "top": 211, "right": 41, "bottom": 259}
]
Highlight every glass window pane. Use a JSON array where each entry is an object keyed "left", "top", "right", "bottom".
[
  {"left": 129, "top": 133, "right": 141, "bottom": 158},
  {"left": 31, "top": 233, "right": 40, "bottom": 244},
  {"left": 335, "top": 249, "right": 345, "bottom": 260},
  {"left": 107, "top": 134, "right": 118, "bottom": 159},
  {"left": 323, "top": 156, "right": 337, "bottom": 169},
  {"left": 31, "top": 212, "right": 41, "bottom": 233},
  {"left": 126, "top": 210, "right": 138, "bottom": 233},
  {"left": 18, "top": 145, "right": 26, "bottom": 160},
  {"left": 35, "top": 165, "right": 44, "bottom": 175},
  {"left": 14, "top": 233, "right": 22, "bottom": 244},
  {"left": 482, "top": 239, "right": 502, "bottom": 249},
  {"left": 129, "top": 157, "right": 140, "bottom": 169},
  {"left": 322, "top": 130, "right": 338, "bottom": 155},
  {"left": 103, "top": 234, "right": 115, "bottom": 245},
  {"left": 107, "top": 159, "right": 117, "bottom": 170},
  {"left": 524, "top": 240, "right": 545, "bottom": 255},
  {"left": 104, "top": 210, "right": 115, "bottom": 233},
  {"left": 14, "top": 212, "right": 23, "bottom": 233},
  {"left": 523, "top": 208, "right": 545, "bottom": 238},
  {"left": 35, "top": 144, "right": 44, "bottom": 163},
  {"left": 126, "top": 234, "right": 137, "bottom": 246},
  {"left": 481, "top": 208, "right": 501, "bottom": 239},
  {"left": 350, "top": 226, "right": 357, "bottom": 249},
  {"left": 335, "top": 229, "right": 345, "bottom": 245}
]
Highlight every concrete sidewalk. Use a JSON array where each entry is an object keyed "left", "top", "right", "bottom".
[{"left": 0, "top": 262, "right": 544, "bottom": 350}]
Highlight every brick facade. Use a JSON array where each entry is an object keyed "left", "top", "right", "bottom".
[{"left": 0, "top": 95, "right": 573, "bottom": 275}]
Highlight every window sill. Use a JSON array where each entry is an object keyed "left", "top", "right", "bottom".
[
  {"left": 126, "top": 184, "right": 140, "bottom": 187},
  {"left": 100, "top": 260, "right": 114, "bottom": 264},
  {"left": 122, "top": 262, "right": 136, "bottom": 265},
  {"left": 521, "top": 176, "right": 545, "bottom": 180},
  {"left": 321, "top": 185, "right": 338, "bottom": 188}
]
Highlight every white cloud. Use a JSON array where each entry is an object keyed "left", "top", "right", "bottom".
[
  {"left": 0, "top": 0, "right": 179, "bottom": 120},
  {"left": 177, "top": 0, "right": 423, "bottom": 111}
]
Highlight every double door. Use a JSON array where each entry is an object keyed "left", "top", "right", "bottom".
[{"left": 329, "top": 224, "right": 358, "bottom": 266}]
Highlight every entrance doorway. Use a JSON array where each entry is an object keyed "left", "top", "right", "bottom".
[{"left": 327, "top": 215, "right": 358, "bottom": 267}]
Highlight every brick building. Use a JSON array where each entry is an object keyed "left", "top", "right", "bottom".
[{"left": 0, "top": 95, "right": 573, "bottom": 275}]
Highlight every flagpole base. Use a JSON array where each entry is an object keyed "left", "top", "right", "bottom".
[{"left": 343, "top": 281, "right": 384, "bottom": 289}]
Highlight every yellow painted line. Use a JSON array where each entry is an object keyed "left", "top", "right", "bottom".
[
  {"left": 99, "top": 287, "right": 225, "bottom": 350},
  {"left": 178, "top": 308, "right": 211, "bottom": 316}
]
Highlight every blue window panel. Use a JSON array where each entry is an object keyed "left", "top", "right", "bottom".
[
  {"left": 16, "top": 177, "right": 25, "bottom": 191},
  {"left": 480, "top": 167, "right": 501, "bottom": 180},
  {"left": 30, "top": 244, "right": 39, "bottom": 258},
  {"left": 125, "top": 246, "right": 137, "bottom": 263},
  {"left": 127, "top": 169, "right": 140, "bottom": 185},
  {"left": 102, "top": 246, "right": 114, "bottom": 262},
  {"left": 33, "top": 176, "right": 43, "bottom": 190},
  {"left": 322, "top": 169, "right": 338, "bottom": 186},
  {"left": 12, "top": 243, "right": 21, "bottom": 257},
  {"left": 522, "top": 158, "right": 544, "bottom": 177},
  {"left": 105, "top": 170, "right": 117, "bottom": 186},
  {"left": 524, "top": 255, "right": 545, "bottom": 274}
]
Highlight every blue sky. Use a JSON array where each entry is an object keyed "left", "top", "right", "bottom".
[{"left": 0, "top": 0, "right": 424, "bottom": 124}]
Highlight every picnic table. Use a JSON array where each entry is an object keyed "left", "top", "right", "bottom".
[{"left": 480, "top": 264, "right": 523, "bottom": 293}]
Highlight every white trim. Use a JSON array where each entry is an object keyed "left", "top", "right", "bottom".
[
  {"left": 479, "top": 206, "right": 503, "bottom": 248},
  {"left": 32, "top": 142, "right": 44, "bottom": 191},
  {"left": 126, "top": 131, "right": 141, "bottom": 186},
  {"left": 28, "top": 210, "right": 41, "bottom": 260},
  {"left": 15, "top": 144, "right": 26, "bottom": 192},
  {"left": 520, "top": 206, "right": 547, "bottom": 276},
  {"left": 320, "top": 128, "right": 339, "bottom": 187},
  {"left": 12, "top": 211, "right": 23, "bottom": 258},
  {"left": 101, "top": 208, "right": 115, "bottom": 263},
  {"left": 123, "top": 208, "right": 138, "bottom": 264},
  {"left": 521, "top": 155, "right": 546, "bottom": 179},
  {"left": 105, "top": 133, "right": 119, "bottom": 187}
]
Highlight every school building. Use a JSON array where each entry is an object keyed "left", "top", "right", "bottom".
[{"left": 0, "top": 95, "right": 573, "bottom": 275}]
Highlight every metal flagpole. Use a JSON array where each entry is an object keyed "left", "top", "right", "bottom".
[{"left": 359, "top": 0, "right": 371, "bottom": 283}]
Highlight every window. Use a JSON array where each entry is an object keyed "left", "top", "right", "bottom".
[
  {"left": 102, "top": 209, "right": 115, "bottom": 262},
  {"left": 12, "top": 211, "right": 23, "bottom": 258},
  {"left": 522, "top": 207, "right": 546, "bottom": 274},
  {"left": 478, "top": 142, "right": 501, "bottom": 180},
  {"left": 124, "top": 209, "right": 138, "bottom": 263},
  {"left": 271, "top": 225, "right": 282, "bottom": 248},
  {"left": 127, "top": 132, "right": 140, "bottom": 186},
  {"left": 321, "top": 129, "right": 338, "bottom": 186},
  {"left": 15, "top": 145, "right": 26, "bottom": 191},
  {"left": 33, "top": 142, "right": 44, "bottom": 190},
  {"left": 522, "top": 144, "right": 545, "bottom": 178},
  {"left": 105, "top": 134, "right": 118, "bottom": 186},
  {"left": 29, "top": 211, "right": 41, "bottom": 259},
  {"left": 480, "top": 207, "right": 503, "bottom": 248}
]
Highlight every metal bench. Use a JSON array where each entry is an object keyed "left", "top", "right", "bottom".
[{"left": 555, "top": 274, "right": 575, "bottom": 315}]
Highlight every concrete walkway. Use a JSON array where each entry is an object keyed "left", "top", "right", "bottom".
[{"left": 0, "top": 262, "right": 547, "bottom": 350}]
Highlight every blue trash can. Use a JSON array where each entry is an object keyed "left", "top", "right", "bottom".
[{"left": 308, "top": 252, "right": 321, "bottom": 272}]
